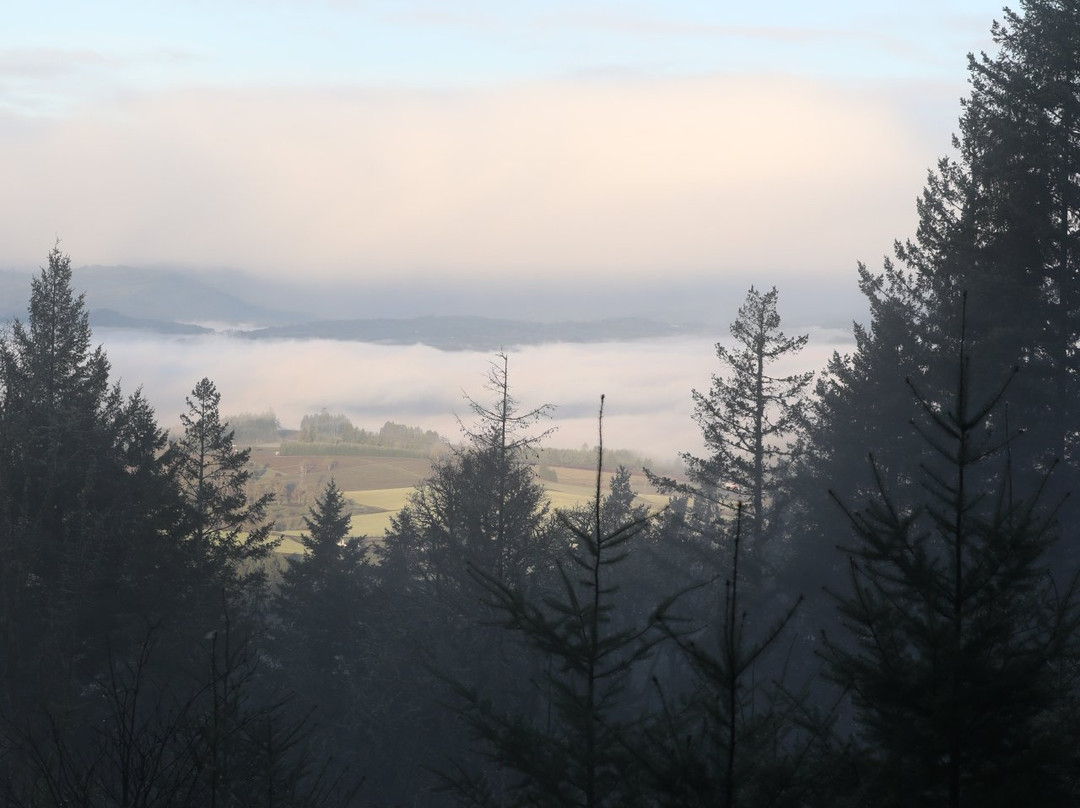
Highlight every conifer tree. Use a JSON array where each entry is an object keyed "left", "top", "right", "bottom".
[
  {"left": 786, "top": 264, "right": 931, "bottom": 607},
  {"left": 379, "top": 353, "right": 554, "bottom": 597},
  {"left": 801, "top": 0, "right": 1080, "bottom": 544},
  {"left": 369, "top": 356, "right": 556, "bottom": 803},
  {"left": 0, "top": 246, "right": 186, "bottom": 716},
  {"left": 652, "top": 286, "right": 812, "bottom": 569},
  {"left": 458, "top": 351, "right": 556, "bottom": 586},
  {"left": 0, "top": 252, "right": 350, "bottom": 804},
  {"left": 445, "top": 396, "right": 659, "bottom": 808},
  {"left": 643, "top": 505, "right": 828, "bottom": 808},
  {"left": 274, "top": 478, "right": 371, "bottom": 764},
  {"left": 170, "top": 377, "right": 277, "bottom": 598},
  {"left": 276, "top": 479, "right": 367, "bottom": 673},
  {"left": 825, "top": 301, "right": 1080, "bottom": 807},
  {"left": 936, "top": 0, "right": 1080, "bottom": 466},
  {"left": 793, "top": 0, "right": 1080, "bottom": 605}
]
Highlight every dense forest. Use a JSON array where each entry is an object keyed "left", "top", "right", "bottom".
[{"left": 6, "top": 2, "right": 1080, "bottom": 805}]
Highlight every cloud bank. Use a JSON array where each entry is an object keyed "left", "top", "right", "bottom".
[
  {"left": 101, "top": 328, "right": 852, "bottom": 463},
  {"left": 1, "top": 73, "right": 945, "bottom": 283}
]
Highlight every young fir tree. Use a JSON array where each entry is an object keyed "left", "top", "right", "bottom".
[
  {"left": 369, "top": 355, "right": 556, "bottom": 803},
  {"left": 274, "top": 479, "right": 371, "bottom": 766},
  {"left": 824, "top": 300, "right": 1080, "bottom": 807},
  {"left": 275, "top": 478, "right": 367, "bottom": 677},
  {"left": 445, "top": 396, "right": 659, "bottom": 808},
  {"left": 640, "top": 502, "right": 834, "bottom": 808}
]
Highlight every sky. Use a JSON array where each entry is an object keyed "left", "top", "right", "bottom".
[{"left": 1, "top": 1, "right": 1004, "bottom": 290}]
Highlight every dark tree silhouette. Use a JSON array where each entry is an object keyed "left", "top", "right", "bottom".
[
  {"left": 653, "top": 286, "right": 811, "bottom": 566},
  {"left": 799, "top": 0, "right": 1080, "bottom": 556},
  {"left": 825, "top": 301, "right": 1080, "bottom": 807},
  {"left": 0, "top": 246, "right": 186, "bottom": 717},
  {"left": 170, "top": 377, "right": 278, "bottom": 599},
  {"left": 273, "top": 478, "right": 372, "bottom": 773},
  {"left": 444, "top": 396, "right": 660, "bottom": 808},
  {"left": 368, "top": 355, "right": 556, "bottom": 803}
]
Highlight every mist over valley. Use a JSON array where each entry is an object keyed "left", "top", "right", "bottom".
[
  {"left": 97, "top": 323, "right": 852, "bottom": 466},
  {"left": 2, "top": 261, "right": 857, "bottom": 462}
]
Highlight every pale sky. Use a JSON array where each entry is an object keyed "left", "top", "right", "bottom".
[{"left": 1, "top": 1, "right": 1001, "bottom": 286}]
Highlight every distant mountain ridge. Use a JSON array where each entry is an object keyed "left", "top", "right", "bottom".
[
  {"left": 89, "top": 309, "right": 214, "bottom": 335},
  {"left": 0, "top": 266, "right": 703, "bottom": 350},
  {"left": 0, "top": 265, "right": 312, "bottom": 326}
]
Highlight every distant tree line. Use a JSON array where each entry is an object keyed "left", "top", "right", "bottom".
[
  {"left": 6, "top": 3, "right": 1080, "bottom": 807},
  {"left": 296, "top": 411, "right": 445, "bottom": 455},
  {"left": 537, "top": 445, "right": 667, "bottom": 474},
  {"left": 227, "top": 410, "right": 282, "bottom": 445}
]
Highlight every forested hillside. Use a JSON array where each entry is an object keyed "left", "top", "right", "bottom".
[{"left": 5, "top": 3, "right": 1080, "bottom": 806}]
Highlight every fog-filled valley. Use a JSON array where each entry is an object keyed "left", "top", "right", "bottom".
[
  {"left": 98, "top": 326, "right": 852, "bottom": 465},
  {"left": 9, "top": 1, "right": 1080, "bottom": 806},
  {"left": 2, "top": 260, "right": 859, "bottom": 462}
]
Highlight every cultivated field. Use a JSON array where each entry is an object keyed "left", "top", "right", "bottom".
[{"left": 247, "top": 446, "right": 669, "bottom": 554}]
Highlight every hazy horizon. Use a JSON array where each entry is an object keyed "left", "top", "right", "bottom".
[{"left": 1, "top": 259, "right": 872, "bottom": 334}]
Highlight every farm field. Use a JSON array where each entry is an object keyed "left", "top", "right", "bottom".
[
  {"left": 539, "top": 465, "right": 669, "bottom": 513},
  {"left": 248, "top": 446, "right": 669, "bottom": 552}
]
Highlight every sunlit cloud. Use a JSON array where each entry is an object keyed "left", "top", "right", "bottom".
[{"left": 0, "top": 73, "right": 933, "bottom": 283}]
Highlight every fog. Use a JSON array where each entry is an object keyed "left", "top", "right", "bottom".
[
  {"left": 0, "top": 76, "right": 935, "bottom": 283},
  {"left": 99, "top": 327, "right": 854, "bottom": 464}
]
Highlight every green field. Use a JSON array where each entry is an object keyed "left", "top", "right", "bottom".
[{"left": 250, "top": 446, "right": 670, "bottom": 551}]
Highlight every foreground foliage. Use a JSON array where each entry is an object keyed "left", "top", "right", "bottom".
[{"left": 826, "top": 307, "right": 1080, "bottom": 806}]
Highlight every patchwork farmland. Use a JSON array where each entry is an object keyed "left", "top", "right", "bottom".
[{"left": 246, "top": 446, "right": 669, "bottom": 553}]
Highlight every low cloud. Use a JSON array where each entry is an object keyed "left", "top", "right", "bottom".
[
  {"left": 1, "top": 73, "right": 935, "bottom": 283},
  {"left": 101, "top": 328, "right": 851, "bottom": 463}
]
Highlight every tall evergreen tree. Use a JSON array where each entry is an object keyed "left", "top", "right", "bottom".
[
  {"left": 0, "top": 252, "right": 351, "bottom": 804},
  {"left": 804, "top": 1, "right": 1080, "bottom": 513},
  {"left": 794, "top": 0, "right": 1080, "bottom": 599},
  {"left": 369, "top": 355, "right": 556, "bottom": 803},
  {"left": 445, "top": 397, "right": 659, "bottom": 808},
  {"left": 941, "top": 0, "right": 1080, "bottom": 465},
  {"left": 825, "top": 304, "right": 1080, "bottom": 807},
  {"left": 170, "top": 377, "right": 278, "bottom": 599},
  {"left": 652, "top": 286, "right": 812, "bottom": 567},
  {"left": 0, "top": 247, "right": 185, "bottom": 716}
]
